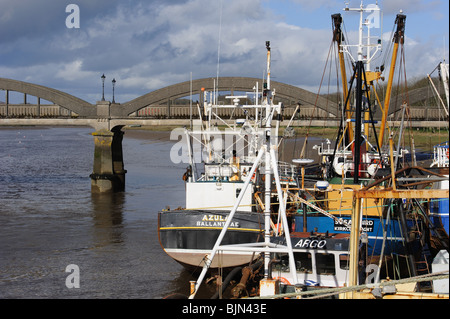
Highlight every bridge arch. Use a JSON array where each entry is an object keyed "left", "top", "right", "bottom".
[
  {"left": 120, "top": 77, "right": 339, "bottom": 117},
  {"left": 0, "top": 78, "right": 95, "bottom": 117},
  {"left": 1, "top": 77, "right": 434, "bottom": 120}
]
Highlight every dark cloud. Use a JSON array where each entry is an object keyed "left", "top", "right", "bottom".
[
  {"left": 0, "top": 1, "right": 122, "bottom": 41},
  {"left": 0, "top": 0, "right": 447, "bottom": 104}
]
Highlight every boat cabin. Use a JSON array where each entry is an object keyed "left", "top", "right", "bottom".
[{"left": 270, "top": 232, "right": 350, "bottom": 288}]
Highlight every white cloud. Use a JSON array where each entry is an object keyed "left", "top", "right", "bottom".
[
  {"left": 55, "top": 60, "right": 96, "bottom": 81},
  {"left": 290, "top": 0, "right": 341, "bottom": 11},
  {"left": 0, "top": 0, "right": 448, "bottom": 104}
]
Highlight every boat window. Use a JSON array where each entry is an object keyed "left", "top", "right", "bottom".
[
  {"left": 339, "top": 254, "right": 350, "bottom": 270},
  {"left": 315, "top": 253, "right": 336, "bottom": 275},
  {"left": 294, "top": 252, "right": 312, "bottom": 274},
  {"left": 272, "top": 253, "right": 312, "bottom": 274}
]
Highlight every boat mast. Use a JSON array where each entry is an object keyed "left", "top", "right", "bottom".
[
  {"left": 332, "top": 13, "right": 353, "bottom": 143},
  {"left": 354, "top": 3, "right": 366, "bottom": 183},
  {"left": 342, "top": 1, "right": 382, "bottom": 183},
  {"left": 427, "top": 62, "right": 449, "bottom": 117},
  {"left": 188, "top": 42, "right": 298, "bottom": 299},
  {"left": 356, "top": 4, "right": 364, "bottom": 183},
  {"left": 263, "top": 41, "right": 272, "bottom": 123},
  {"left": 263, "top": 41, "right": 272, "bottom": 279},
  {"left": 333, "top": 1, "right": 384, "bottom": 183},
  {"left": 439, "top": 62, "right": 449, "bottom": 113},
  {"left": 378, "top": 13, "right": 406, "bottom": 149}
]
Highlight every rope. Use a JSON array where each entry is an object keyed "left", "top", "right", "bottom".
[
  {"left": 295, "top": 195, "right": 340, "bottom": 222},
  {"left": 249, "top": 271, "right": 449, "bottom": 299}
]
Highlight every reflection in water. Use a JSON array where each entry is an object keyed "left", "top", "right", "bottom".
[
  {"left": 0, "top": 127, "right": 188, "bottom": 298},
  {"left": 91, "top": 193, "right": 125, "bottom": 245}
]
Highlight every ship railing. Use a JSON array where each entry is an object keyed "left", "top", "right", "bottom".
[
  {"left": 431, "top": 141, "right": 449, "bottom": 168},
  {"left": 277, "top": 161, "right": 299, "bottom": 183}
]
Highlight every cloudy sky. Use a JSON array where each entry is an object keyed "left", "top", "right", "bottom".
[{"left": 0, "top": 0, "right": 448, "bottom": 104}]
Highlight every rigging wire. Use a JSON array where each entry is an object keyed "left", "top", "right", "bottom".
[
  {"left": 216, "top": 0, "right": 223, "bottom": 105},
  {"left": 293, "top": 15, "right": 345, "bottom": 161},
  {"left": 428, "top": 63, "right": 449, "bottom": 134},
  {"left": 400, "top": 46, "right": 419, "bottom": 166},
  {"left": 341, "top": 20, "right": 353, "bottom": 67},
  {"left": 299, "top": 39, "right": 336, "bottom": 159},
  {"left": 381, "top": 22, "right": 396, "bottom": 72}
]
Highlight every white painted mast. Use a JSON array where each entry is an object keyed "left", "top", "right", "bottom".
[
  {"left": 440, "top": 61, "right": 450, "bottom": 112},
  {"left": 188, "top": 42, "right": 298, "bottom": 299},
  {"left": 342, "top": 1, "right": 382, "bottom": 67},
  {"left": 428, "top": 62, "right": 449, "bottom": 117}
]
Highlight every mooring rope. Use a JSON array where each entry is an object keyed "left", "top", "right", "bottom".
[{"left": 249, "top": 271, "right": 449, "bottom": 299}]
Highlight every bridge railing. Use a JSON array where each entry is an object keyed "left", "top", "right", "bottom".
[
  {"left": 135, "top": 105, "right": 333, "bottom": 119},
  {"left": 134, "top": 105, "right": 445, "bottom": 120},
  {"left": 0, "top": 103, "right": 446, "bottom": 120},
  {"left": 0, "top": 104, "right": 78, "bottom": 117}
]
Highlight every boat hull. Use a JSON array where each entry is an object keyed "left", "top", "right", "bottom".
[
  {"left": 431, "top": 179, "right": 449, "bottom": 236},
  {"left": 158, "top": 210, "right": 264, "bottom": 270},
  {"left": 294, "top": 215, "right": 408, "bottom": 256}
]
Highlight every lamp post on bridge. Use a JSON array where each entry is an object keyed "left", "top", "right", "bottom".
[
  {"left": 101, "top": 74, "right": 106, "bottom": 101},
  {"left": 112, "top": 78, "right": 116, "bottom": 104},
  {"left": 92, "top": 75, "right": 125, "bottom": 193}
]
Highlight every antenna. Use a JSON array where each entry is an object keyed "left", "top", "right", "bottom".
[
  {"left": 216, "top": 0, "right": 223, "bottom": 104},
  {"left": 442, "top": 37, "right": 445, "bottom": 62},
  {"left": 341, "top": 1, "right": 382, "bottom": 68}
]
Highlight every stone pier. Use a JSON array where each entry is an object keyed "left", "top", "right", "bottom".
[
  {"left": 90, "top": 101, "right": 127, "bottom": 193},
  {"left": 90, "top": 127, "right": 127, "bottom": 193}
]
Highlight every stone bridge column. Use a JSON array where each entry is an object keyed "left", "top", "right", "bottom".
[{"left": 90, "top": 101, "right": 127, "bottom": 193}]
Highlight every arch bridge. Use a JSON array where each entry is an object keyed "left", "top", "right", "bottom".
[
  {"left": 0, "top": 76, "right": 339, "bottom": 119},
  {"left": 1, "top": 76, "right": 340, "bottom": 193},
  {"left": 121, "top": 76, "right": 339, "bottom": 117},
  {"left": 1, "top": 76, "right": 441, "bottom": 121},
  {"left": 0, "top": 78, "right": 96, "bottom": 117},
  {"left": 0, "top": 77, "right": 443, "bottom": 193}
]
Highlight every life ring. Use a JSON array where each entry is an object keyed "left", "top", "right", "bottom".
[
  {"left": 368, "top": 158, "right": 382, "bottom": 177},
  {"left": 446, "top": 149, "right": 449, "bottom": 159},
  {"left": 273, "top": 276, "right": 291, "bottom": 285}
]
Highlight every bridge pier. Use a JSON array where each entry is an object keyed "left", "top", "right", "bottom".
[
  {"left": 90, "top": 124, "right": 127, "bottom": 193},
  {"left": 90, "top": 101, "right": 127, "bottom": 193}
]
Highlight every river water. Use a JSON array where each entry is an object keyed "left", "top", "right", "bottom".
[
  {"left": 0, "top": 126, "right": 434, "bottom": 300},
  {"left": 0, "top": 126, "right": 194, "bottom": 299}
]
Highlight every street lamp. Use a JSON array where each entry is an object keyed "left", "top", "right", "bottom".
[
  {"left": 101, "top": 74, "right": 106, "bottom": 101},
  {"left": 112, "top": 78, "right": 116, "bottom": 104}
]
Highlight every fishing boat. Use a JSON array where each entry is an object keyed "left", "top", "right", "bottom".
[
  {"left": 184, "top": 2, "right": 448, "bottom": 299},
  {"left": 158, "top": 41, "right": 298, "bottom": 270},
  {"left": 428, "top": 61, "right": 449, "bottom": 238},
  {"left": 292, "top": 3, "right": 448, "bottom": 268},
  {"left": 430, "top": 141, "right": 449, "bottom": 238},
  {"left": 270, "top": 231, "right": 351, "bottom": 288}
]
